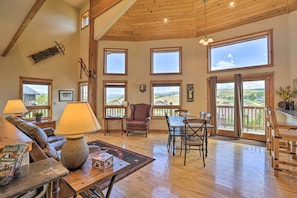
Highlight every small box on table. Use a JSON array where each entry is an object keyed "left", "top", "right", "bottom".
[{"left": 92, "top": 152, "right": 113, "bottom": 170}]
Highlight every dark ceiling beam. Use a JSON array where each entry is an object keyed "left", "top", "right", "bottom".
[{"left": 2, "top": 0, "right": 46, "bottom": 57}]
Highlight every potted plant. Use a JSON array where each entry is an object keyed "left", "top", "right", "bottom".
[
  {"left": 275, "top": 86, "right": 297, "bottom": 110},
  {"left": 34, "top": 112, "right": 43, "bottom": 122}
]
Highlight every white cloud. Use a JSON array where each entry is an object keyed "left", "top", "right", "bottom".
[{"left": 214, "top": 60, "right": 236, "bottom": 70}]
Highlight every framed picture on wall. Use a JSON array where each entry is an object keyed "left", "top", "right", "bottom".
[
  {"left": 59, "top": 90, "right": 73, "bottom": 102},
  {"left": 187, "top": 84, "right": 194, "bottom": 102}
]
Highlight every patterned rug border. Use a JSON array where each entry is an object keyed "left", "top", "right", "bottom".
[{"left": 87, "top": 140, "right": 155, "bottom": 190}]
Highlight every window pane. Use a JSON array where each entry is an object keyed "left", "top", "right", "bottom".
[
  {"left": 80, "top": 83, "right": 88, "bottom": 102},
  {"left": 209, "top": 31, "right": 271, "bottom": 72},
  {"left": 151, "top": 48, "right": 181, "bottom": 74},
  {"left": 105, "top": 87, "right": 125, "bottom": 105},
  {"left": 153, "top": 86, "right": 180, "bottom": 105},
  {"left": 104, "top": 49, "right": 127, "bottom": 74},
  {"left": 23, "top": 84, "right": 49, "bottom": 106}
]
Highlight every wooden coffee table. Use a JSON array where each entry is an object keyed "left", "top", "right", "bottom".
[{"left": 62, "top": 151, "right": 130, "bottom": 198}]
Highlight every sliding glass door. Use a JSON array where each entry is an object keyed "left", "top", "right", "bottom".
[{"left": 214, "top": 73, "right": 273, "bottom": 141}]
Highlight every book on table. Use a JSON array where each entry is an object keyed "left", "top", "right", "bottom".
[{"left": 0, "top": 143, "right": 29, "bottom": 178}]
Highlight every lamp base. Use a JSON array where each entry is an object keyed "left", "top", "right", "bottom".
[{"left": 61, "top": 135, "right": 89, "bottom": 170}]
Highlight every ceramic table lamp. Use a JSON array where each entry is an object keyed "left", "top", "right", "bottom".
[{"left": 55, "top": 102, "right": 101, "bottom": 170}]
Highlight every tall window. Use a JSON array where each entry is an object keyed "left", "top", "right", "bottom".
[
  {"left": 151, "top": 81, "right": 182, "bottom": 117},
  {"left": 104, "top": 81, "right": 127, "bottom": 117},
  {"left": 81, "top": 10, "right": 89, "bottom": 29},
  {"left": 208, "top": 30, "right": 272, "bottom": 72},
  {"left": 79, "top": 81, "right": 88, "bottom": 102},
  {"left": 20, "top": 77, "right": 52, "bottom": 118},
  {"left": 151, "top": 47, "right": 182, "bottom": 74},
  {"left": 104, "top": 48, "right": 127, "bottom": 75}
]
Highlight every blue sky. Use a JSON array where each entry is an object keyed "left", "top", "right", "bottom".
[{"left": 211, "top": 37, "right": 268, "bottom": 70}]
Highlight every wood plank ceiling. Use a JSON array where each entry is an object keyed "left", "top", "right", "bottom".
[{"left": 100, "top": 0, "right": 297, "bottom": 41}]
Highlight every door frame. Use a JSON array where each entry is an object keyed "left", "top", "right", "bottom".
[{"left": 208, "top": 72, "right": 274, "bottom": 141}]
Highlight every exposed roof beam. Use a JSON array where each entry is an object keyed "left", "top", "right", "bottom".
[{"left": 2, "top": 0, "right": 46, "bottom": 57}]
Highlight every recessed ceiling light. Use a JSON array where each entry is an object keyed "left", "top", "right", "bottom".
[
  {"left": 163, "top": 18, "right": 169, "bottom": 24},
  {"left": 228, "top": 1, "right": 236, "bottom": 9}
]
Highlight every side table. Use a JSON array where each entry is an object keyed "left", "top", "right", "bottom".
[
  {"left": 61, "top": 151, "right": 130, "bottom": 198},
  {"left": 104, "top": 116, "right": 124, "bottom": 135},
  {"left": 0, "top": 158, "right": 69, "bottom": 198}
]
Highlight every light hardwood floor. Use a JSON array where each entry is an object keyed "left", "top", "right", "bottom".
[{"left": 83, "top": 132, "right": 297, "bottom": 198}]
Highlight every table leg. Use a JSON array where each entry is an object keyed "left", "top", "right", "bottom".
[
  {"left": 105, "top": 119, "right": 108, "bottom": 135},
  {"left": 105, "top": 174, "right": 117, "bottom": 198},
  {"left": 205, "top": 129, "right": 208, "bottom": 157},
  {"left": 121, "top": 118, "right": 123, "bottom": 135}
]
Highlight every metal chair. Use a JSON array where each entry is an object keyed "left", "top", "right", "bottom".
[
  {"left": 182, "top": 118, "right": 207, "bottom": 166},
  {"left": 174, "top": 109, "right": 188, "bottom": 116}
]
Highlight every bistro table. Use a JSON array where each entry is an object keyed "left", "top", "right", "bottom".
[{"left": 168, "top": 116, "right": 214, "bottom": 156}]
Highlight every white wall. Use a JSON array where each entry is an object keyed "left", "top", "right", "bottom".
[
  {"left": 96, "top": 11, "right": 297, "bottom": 131},
  {"left": 0, "top": 0, "right": 80, "bottom": 120}
]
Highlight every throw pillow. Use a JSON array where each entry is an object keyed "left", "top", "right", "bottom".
[{"left": 17, "top": 122, "right": 48, "bottom": 148}]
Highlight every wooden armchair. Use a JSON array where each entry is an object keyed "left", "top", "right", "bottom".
[{"left": 126, "top": 103, "right": 151, "bottom": 137}]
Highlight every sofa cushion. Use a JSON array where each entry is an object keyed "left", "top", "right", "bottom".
[
  {"left": 48, "top": 136, "right": 66, "bottom": 151},
  {"left": 6, "top": 116, "right": 25, "bottom": 126},
  {"left": 17, "top": 122, "right": 48, "bottom": 149}
]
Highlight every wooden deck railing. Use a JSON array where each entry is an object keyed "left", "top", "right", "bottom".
[{"left": 217, "top": 105, "right": 265, "bottom": 132}]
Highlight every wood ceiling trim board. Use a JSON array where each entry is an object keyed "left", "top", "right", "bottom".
[
  {"left": 90, "top": 0, "right": 122, "bottom": 19},
  {"left": 2, "top": 0, "right": 46, "bottom": 57}
]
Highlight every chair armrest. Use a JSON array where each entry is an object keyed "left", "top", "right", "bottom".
[
  {"left": 43, "top": 127, "right": 55, "bottom": 136},
  {"left": 126, "top": 116, "right": 133, "bottom": 121}
]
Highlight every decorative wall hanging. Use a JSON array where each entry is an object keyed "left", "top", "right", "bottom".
[
  {"left": 28, "top": 41, "right": 65, "bottom": 64},
  {"left": 139, "top": 84, "right": 146, "bottom": 92},
  {"left": 79, "top": 57, "right": 96, "bottom": 79},
  {"left": 59, "top": 90, "right": 73, "bottom": 102},
  {"left": 187, "top": 84, "right": 194, "bottom": 102}
]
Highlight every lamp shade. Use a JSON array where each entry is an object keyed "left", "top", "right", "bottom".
[
  {"left": 3, "top": 99, "right": 28, "bottom": 114},
  {"left": 55, "top": 102, "right": 101, "bottom": 136}
]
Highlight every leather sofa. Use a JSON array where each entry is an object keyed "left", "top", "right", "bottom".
[{"left": 5, "top": 116, "right": 65, "bottom": 160}]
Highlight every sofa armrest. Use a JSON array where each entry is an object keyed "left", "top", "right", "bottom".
[
  {"left": 29, "top": 141, "right": 48, "bottom": 162},
  {"left": 43, "top": 127, "right": 55, "bottom": 136}
]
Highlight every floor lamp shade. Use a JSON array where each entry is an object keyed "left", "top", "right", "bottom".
[
  {"left": 3, "top": 99, "right": 28, "bottom": 116},
  {"left": 55, "top": 102, "right": 101, "bottom": 169}
]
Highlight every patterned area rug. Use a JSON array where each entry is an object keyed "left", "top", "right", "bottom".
[{"left": 86, "top": 140, "right": 154, "bottom": 190}]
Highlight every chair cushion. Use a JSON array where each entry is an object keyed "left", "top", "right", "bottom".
[
  {"left": 134, "top": 104, "right": 149, "bottom": 121},
  {"left": 127, "top": 120, "right": 149, "bottom": 129},
  {"left": 17, "top": 122, "right": 48, "bottom": 149}
]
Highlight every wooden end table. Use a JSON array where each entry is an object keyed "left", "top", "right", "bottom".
[
  {"left": 62, "top": 150, "right": 130, "bottom": 198},
  {"left": 0, "top": 158, "right": 69, "bottom": 198},
  {"left": 104, "top": 116, "right": 124, "bottom": 135}
]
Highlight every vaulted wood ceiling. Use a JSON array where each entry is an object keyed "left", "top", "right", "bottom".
[{"left": 100, "top": 0, "right": 297, "bottom": 41}]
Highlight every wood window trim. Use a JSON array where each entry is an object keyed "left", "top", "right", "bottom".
[
  {"left": 150, "top": 80, "right": 183, "bottom": 118},
  {"left": 81, "top": 10, "right": 89, "bottom": 30},
  {"left": 103, "top": 48, "right": 128, "bottom": 75},
  {"left": 150, "top": 47, "right": 182, "bottom": 75},
  {"left": 103, "top": 80, "right": 128, "bottom": 118},
  {"left": 207, "top": 29, "right": 273, "bottom": 73},
  {"left": 19, "top": 76, "right": 53, "bottom": 118}
]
